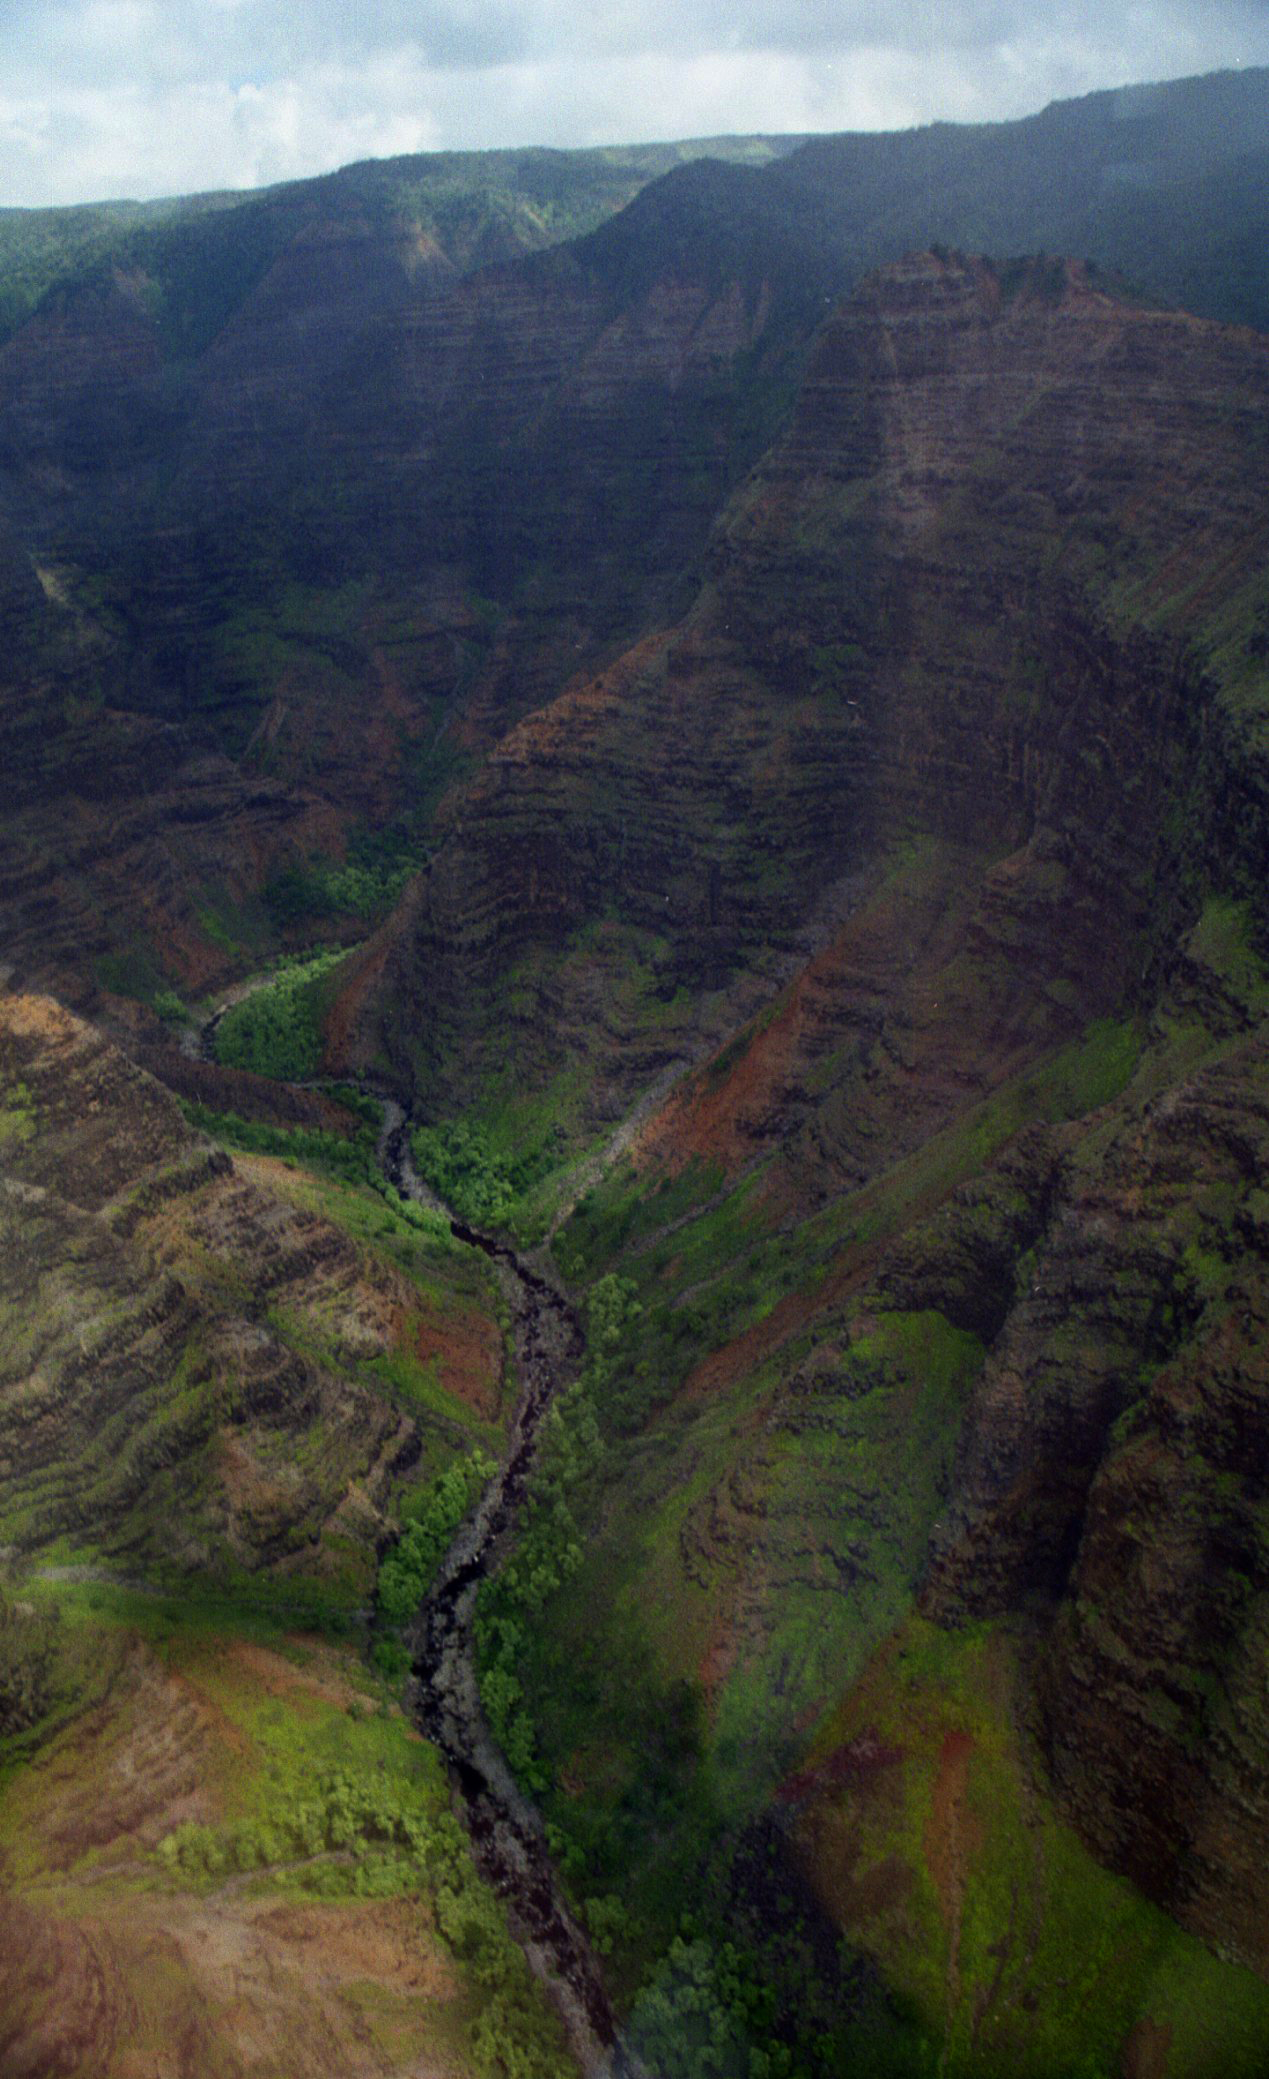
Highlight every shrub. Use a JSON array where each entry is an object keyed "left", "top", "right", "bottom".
[
  {"left": 0, "top": 1585, "right": 59, "bottom": 1738},
  {"left": 213, "top": 950, "right": 345, "bottom": 1080},
  {"left": 376, "top": 1449, "right": 495, "bottom": 1628}
]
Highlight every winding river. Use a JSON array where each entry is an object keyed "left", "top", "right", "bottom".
[
  {"left": 377, "top": 1101, "right": 636, "bottom": 2077},
  {"left": 193, "top": 994, "right": 641, "bottom": 2076}
]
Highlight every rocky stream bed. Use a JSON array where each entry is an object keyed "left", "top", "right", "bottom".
[
  {"left": 193, "top": 994, "right": 641, "bottom": 2077},
  {"left": 378, "top": 1100, "right": 640, "bottom": 2078}
]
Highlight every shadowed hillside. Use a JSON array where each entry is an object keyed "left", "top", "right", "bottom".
[{"left": 6, "top": 65, "right": 1269, "bottom": 2079}]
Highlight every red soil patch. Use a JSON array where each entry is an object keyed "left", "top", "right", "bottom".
[
  {"left": 0, "top": 1891, "right": 464, "bottom": 2079},
  {"left": 412, "top": 1297, "right": 504, "bottom": 1420},
  {"left": 489, "top": 634, "right": 657, "bottom": 767},
  {"left": 0, "top": 1632, "right": 467, "bottom": 2079},
  {"left": 11, "top": 1641, "right": 229, "bottom": 1875},
  {"left": 1121, "top": 2015, "right": 1174, "bottom": 2079},
  {"left": 321, "top": 917, "right": 401, "bottom": 1071},
  {"left": 220, "top": 1636, "right": 363, "bottom": 1714},
  {"left": 679, "top": 1249, "right": 881, "bottom": 1404},
  {"left": 697, "top": 1599, "right": 741, "bottom": 1705},
  {"left": 216, "top": 1428, "right": 307, "bottom": 1539},
  {"left": 632, "top": 862, "right": 952, "bottom": 1186},
  {"left": 924, "top": 1729, "right": 977, "bottom": 1931},
  {"left": 777, "top": 1729, "right": 905, "bottom": 1807},
  {"left": 633, "top": 963, "right": 820, "bottom": 1180},
  {"left": 0, "top": 1897, "right": 133, "bottom": 2079}
]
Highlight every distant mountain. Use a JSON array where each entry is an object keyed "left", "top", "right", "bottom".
[
  {"left": 579, "top": 63, "right": 1269, "bottom": 329},
  {"left": 0, "top": 134, "right": 808, "bottom": 354}
]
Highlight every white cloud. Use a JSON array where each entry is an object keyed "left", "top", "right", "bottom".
[{"left": 0, "top": 1, "right": 1264, "bottom": 203}]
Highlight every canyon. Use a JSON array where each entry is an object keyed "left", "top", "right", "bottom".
[{"left": 4, "top": 62, "right": 1269, "bottom": 2079}]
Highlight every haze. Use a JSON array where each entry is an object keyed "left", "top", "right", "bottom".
[{"left": 1, "top": 0, "right": 1268, "bottom": 207}]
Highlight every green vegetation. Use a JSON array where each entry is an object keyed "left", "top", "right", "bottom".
[
  {"left": 1187, "top": 894, "right": 1269, "bottom": 1011},
  {"left": 0, "top": 1577, "right": 60, "bottom": 1741},
  {"left": 411, "top": 1115, "right": 561, "bottom": 1230},
  {"left": 95, "top": 941, "right": 171, "bottom": 1004},
  {"left": 462, "top": 1268, "right": 910, "bottom": 2073},
  {"left": 628, "top": 1934, "right": 807, "bottom": 2079},
  {"left": 263, "top": 833, "right": 416, "bottom": 927},
  {"left": 183, "top": 1096, "right": 458, "bottom": 1252},
  {"left": 411, "top": 1118, "right": 521, "bottom": 1227},
  {"left": 376, "top": 1447, "right": 495, "bottom": 1658},
  {"left": 792, "top": 1617, "right": 1269, "bottom": 2077},
  {"left": 0, "top": 1580, "right": 572, "bottom": 2079},
  {"left": 181, "top": 1098, "right": 377, "bottom": 1184},
  {"left": 0, "top": 136, "right": 799, "bottom": 354},
  {"left": 473, "top": 1276, "right": 629, "bottom": 1782},
  {"left": 152, "top": 988, "right": 190, "bottom": 1026},
  {"left": 13, "top": 78, "right": 1269, "bottom": 2079},
  {"left": 556, "top": 1153, "right": 731, "bottom": 1287},
  {"left": 179, "top": 1097, "right": 506, "bottom": 1462},
  {"left": 0, "top": 1078, "right": 37, "bottom": 1146},
  {"left": 158, "top": 1691, "right": 572, "bottom": 2079},
  {"left": 553, "top": 1011, "right": 1145, "bottom": 1442},
  {"left": 476, "top": 1382, "right": 605, "bottom": 1786},
  {"left": 213, "top": 949, "right": 347, "bottom": 1078}
]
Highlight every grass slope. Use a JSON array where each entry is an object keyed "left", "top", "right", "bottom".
[{"left": 0, "top": 1580, "right": 570, "bottom": 2079}]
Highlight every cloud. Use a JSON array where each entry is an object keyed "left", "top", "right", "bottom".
[{"left": 0, "top": 0, "right": 1265, "bottom": 204}]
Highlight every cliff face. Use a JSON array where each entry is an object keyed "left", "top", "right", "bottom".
[
  {"left": 408, "top": 254, "right": 1269, "bottom": 2031},
  {"left": 0, "top": 993, "right": 502, "bottom": 1580},
  {"left": 914, "top": 1000, "right": 1269, "bottom": 1966},
  {"left": 368, "top": 254, "right": 1269, "bottom": 1171},
  {"left": 0, "top": 187, "right": 807, "bottom": 1006},
  {"left": 5, "top": 78, "right": 1269, "bottom": 1014}
]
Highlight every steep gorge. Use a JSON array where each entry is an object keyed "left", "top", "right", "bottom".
[
  {"left": 9, "top": 77, "right": 1269, "bottom": 2079},
  {"left": 0, "top": 991, "right": 509, "bottom": 1580},
  {"left": 5, "top": 70, "right": 1269, "bottom": 1018},
  {"left": 333, "top": 249, "right": 1269, "bottom": 2067},
  {"left": 360, "top": 251, "right": 1269, "bottom": 1177}
]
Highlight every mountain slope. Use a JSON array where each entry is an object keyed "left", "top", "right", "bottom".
[
  {"left": 325, "top": 251, "right": 1269, "bottom": 2072},
  {"left": 360, "top": 251, "right": 1269, "bottom": 1165},
  {"left": 0, "top": 992, "right": 504, "bottom": 1581},
  {"left": 7, "top": 67, "right": 1269, "bottom": 2079},
  {"left": 3, "top": 70, "right": 1269, "bottom": 1018}
]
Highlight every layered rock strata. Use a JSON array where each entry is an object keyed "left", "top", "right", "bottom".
[
  {"left": 364, "top": 254, "right": 1269, "bottom": 1191},
  {"left": 0, "top": 993, "right": 437, "bottom": 1574}
]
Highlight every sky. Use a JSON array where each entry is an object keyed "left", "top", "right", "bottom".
[{"left": 0, "top": 0, "right": 1266, "bottom": 208}]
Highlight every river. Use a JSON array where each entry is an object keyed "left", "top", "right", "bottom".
[
  {"left": 193, "top": 997, "right": 642, "bottom": 2077},
  {"left": 377, "top": 1100, "right": 636, "bottom": 2076}
]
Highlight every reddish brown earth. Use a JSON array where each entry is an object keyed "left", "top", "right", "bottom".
[
  {"left": 0, "top": 1628, "right": 473, "bottom": 2079},
  {"left": 363, "top": 254, "right": 1269, "bottom": 1198},
  {"left": 430, "top": 254, "right": 1269, "bottom": 2007},
  {"left": 406, "top": 1295, "right": 504, "bottom": 1423},
  {"left": 0, "top": 993, "right": 501, "bottom": 1573}
]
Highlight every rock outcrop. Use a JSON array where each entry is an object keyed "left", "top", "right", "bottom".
[
  {"left": 411, "top": 252, "right": 1269, "bottom": 1995},
  {"left": 363, "top": 254, "right": 1269, "bottom": 1178},
  {"left": 0, "top": 992, "right": 489, "bottom": 1577}
]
